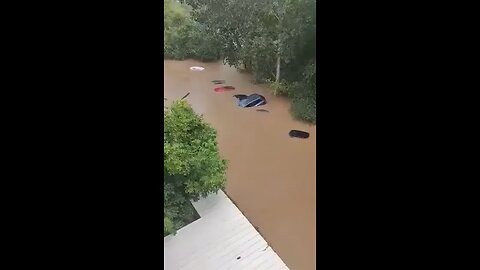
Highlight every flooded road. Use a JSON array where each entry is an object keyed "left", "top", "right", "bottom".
[{"left": 164, "top": 60, "right": 316, "bottom": 270}]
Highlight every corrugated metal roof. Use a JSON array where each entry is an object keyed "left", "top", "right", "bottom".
[{"left": 164, "top": 190, "right": 290, "bottom": 270}]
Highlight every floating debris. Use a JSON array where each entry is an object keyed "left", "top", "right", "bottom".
[
  {"left": 212, "top": 80, "right": 225, "bottom": 84},
  {"left": 289, "top": 130, "right": 310, "bottom": 139},
  {"left": 190, "top": 66, "right": 205, "bottom": 71},
  {"left": 181, "top": 92, "right": 190, "bottom": 100},
  {"left": 256, "top": 109, "right": 269, "bottom": 112}
]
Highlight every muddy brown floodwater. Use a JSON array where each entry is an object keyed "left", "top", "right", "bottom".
[{"left": 164, "top": 60, "right": 316, "bottom": 270}]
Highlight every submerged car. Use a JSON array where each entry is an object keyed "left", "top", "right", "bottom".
[{"left": 233, "top": 94, "right": 267, "bottom": 108}]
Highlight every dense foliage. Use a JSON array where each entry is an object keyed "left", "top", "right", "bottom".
[
  {"left": 164, "top": 101, "right": 227, "bottom": 235},
  {"left": 164, "top": 0, "right": 221, "bottom": 61},
  {"left": 164, "top": 0, "right": 316, "bottom": 123}
]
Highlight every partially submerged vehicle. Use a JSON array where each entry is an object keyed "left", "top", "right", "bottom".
[
  {"left": 189, "top": 66, "right": 204, "bottom": 71},
  {"left": 214, "top": 86, "right": 235, "bottom": 92},
  {"left": 212, "top": 80, "right": 225, "bottom": 84},
  {"left": 233, "top": 94, "right": 267, "bottom": 108},
  {"left": 289, "top": 130, "right": 310, "bottom": 139}
]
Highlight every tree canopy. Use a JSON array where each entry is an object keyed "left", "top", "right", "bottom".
[
  {"left": 164, "top": 101, "right": 227, "bottom": 235},
  {"left": 167, "top": 0, "right": 317, "bottom": 123}
]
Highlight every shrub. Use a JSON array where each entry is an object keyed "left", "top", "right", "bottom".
[
  {"left": 290, "top": 63, "right": 316, "bottom": 123},
  {"left": 164, "top": 101, "right": 227, "bottom": 235},
  {"left": 271, "top": 80, "right": 292, "bottom": 97},
  {"left": 291, "top": 86, "right": 316, "bottom": 124}
]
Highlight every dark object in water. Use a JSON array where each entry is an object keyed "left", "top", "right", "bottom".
[
  {"left": 233, "top": 94, "right": 267, "bottom": 108},
  {"left": 212, "top": 80, "right": 225, "bottom": 84},
  {"left": 289, "top": 130, "right": 310, "bottom": 139},
  {"left": 181, "top": 92, "right": 190, "bottom": 100},
  {"left": 214, "top": 86, "right": 235, "bottom": 93},
  {"left": 233, "top": 94, "right": 248, "bottom": 100},
  {"left": 256, "top": 109, "right": 269, "bottom": 112}
]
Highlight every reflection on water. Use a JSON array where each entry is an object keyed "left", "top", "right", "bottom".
[{"left": 165, "top": 60, "right": 316, "bottom": 270}]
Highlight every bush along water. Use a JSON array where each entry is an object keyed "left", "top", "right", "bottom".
[{"left": 164, "top": 100, "right": 227, "bottom": 236}]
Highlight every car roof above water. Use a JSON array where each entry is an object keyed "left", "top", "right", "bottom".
[{"left": 245, "top": 94, "right": 265, "bottom": 101}]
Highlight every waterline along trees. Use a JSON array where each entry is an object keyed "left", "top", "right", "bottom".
[{"left": 164, "top": 0, "right": 316, "bottom": 123}]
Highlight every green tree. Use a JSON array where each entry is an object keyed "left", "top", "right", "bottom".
[
  {"left": 164, "top": 0, "right": 221, "bottom": 61},
  {"left": 186, "top": 0, "right": 317, "bottom": 123},
  {"left": 164, "top": 101, "right": 227, "bottom": 235},
  {"left": 188, "top": 0, "right": 315, "bottom": 82}
]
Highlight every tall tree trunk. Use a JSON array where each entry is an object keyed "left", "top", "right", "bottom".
[
  {"left": 276, "top": 37, "right": 281, "bottom": 83},
  {"left": 276, "top": 54, "right": 281, "bottom": 83}
]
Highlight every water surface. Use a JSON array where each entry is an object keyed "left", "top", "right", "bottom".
[{"left": 164, "top": 60, "right": 316, "bottom": 270}]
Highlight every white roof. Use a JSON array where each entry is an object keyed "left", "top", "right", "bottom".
[{"left": 164, "top": 190, "right": 290, "bottom": 270}]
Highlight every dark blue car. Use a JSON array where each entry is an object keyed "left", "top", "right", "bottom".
[{"left": 234, "top": 94, "right": 267, "bottom": 108}]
